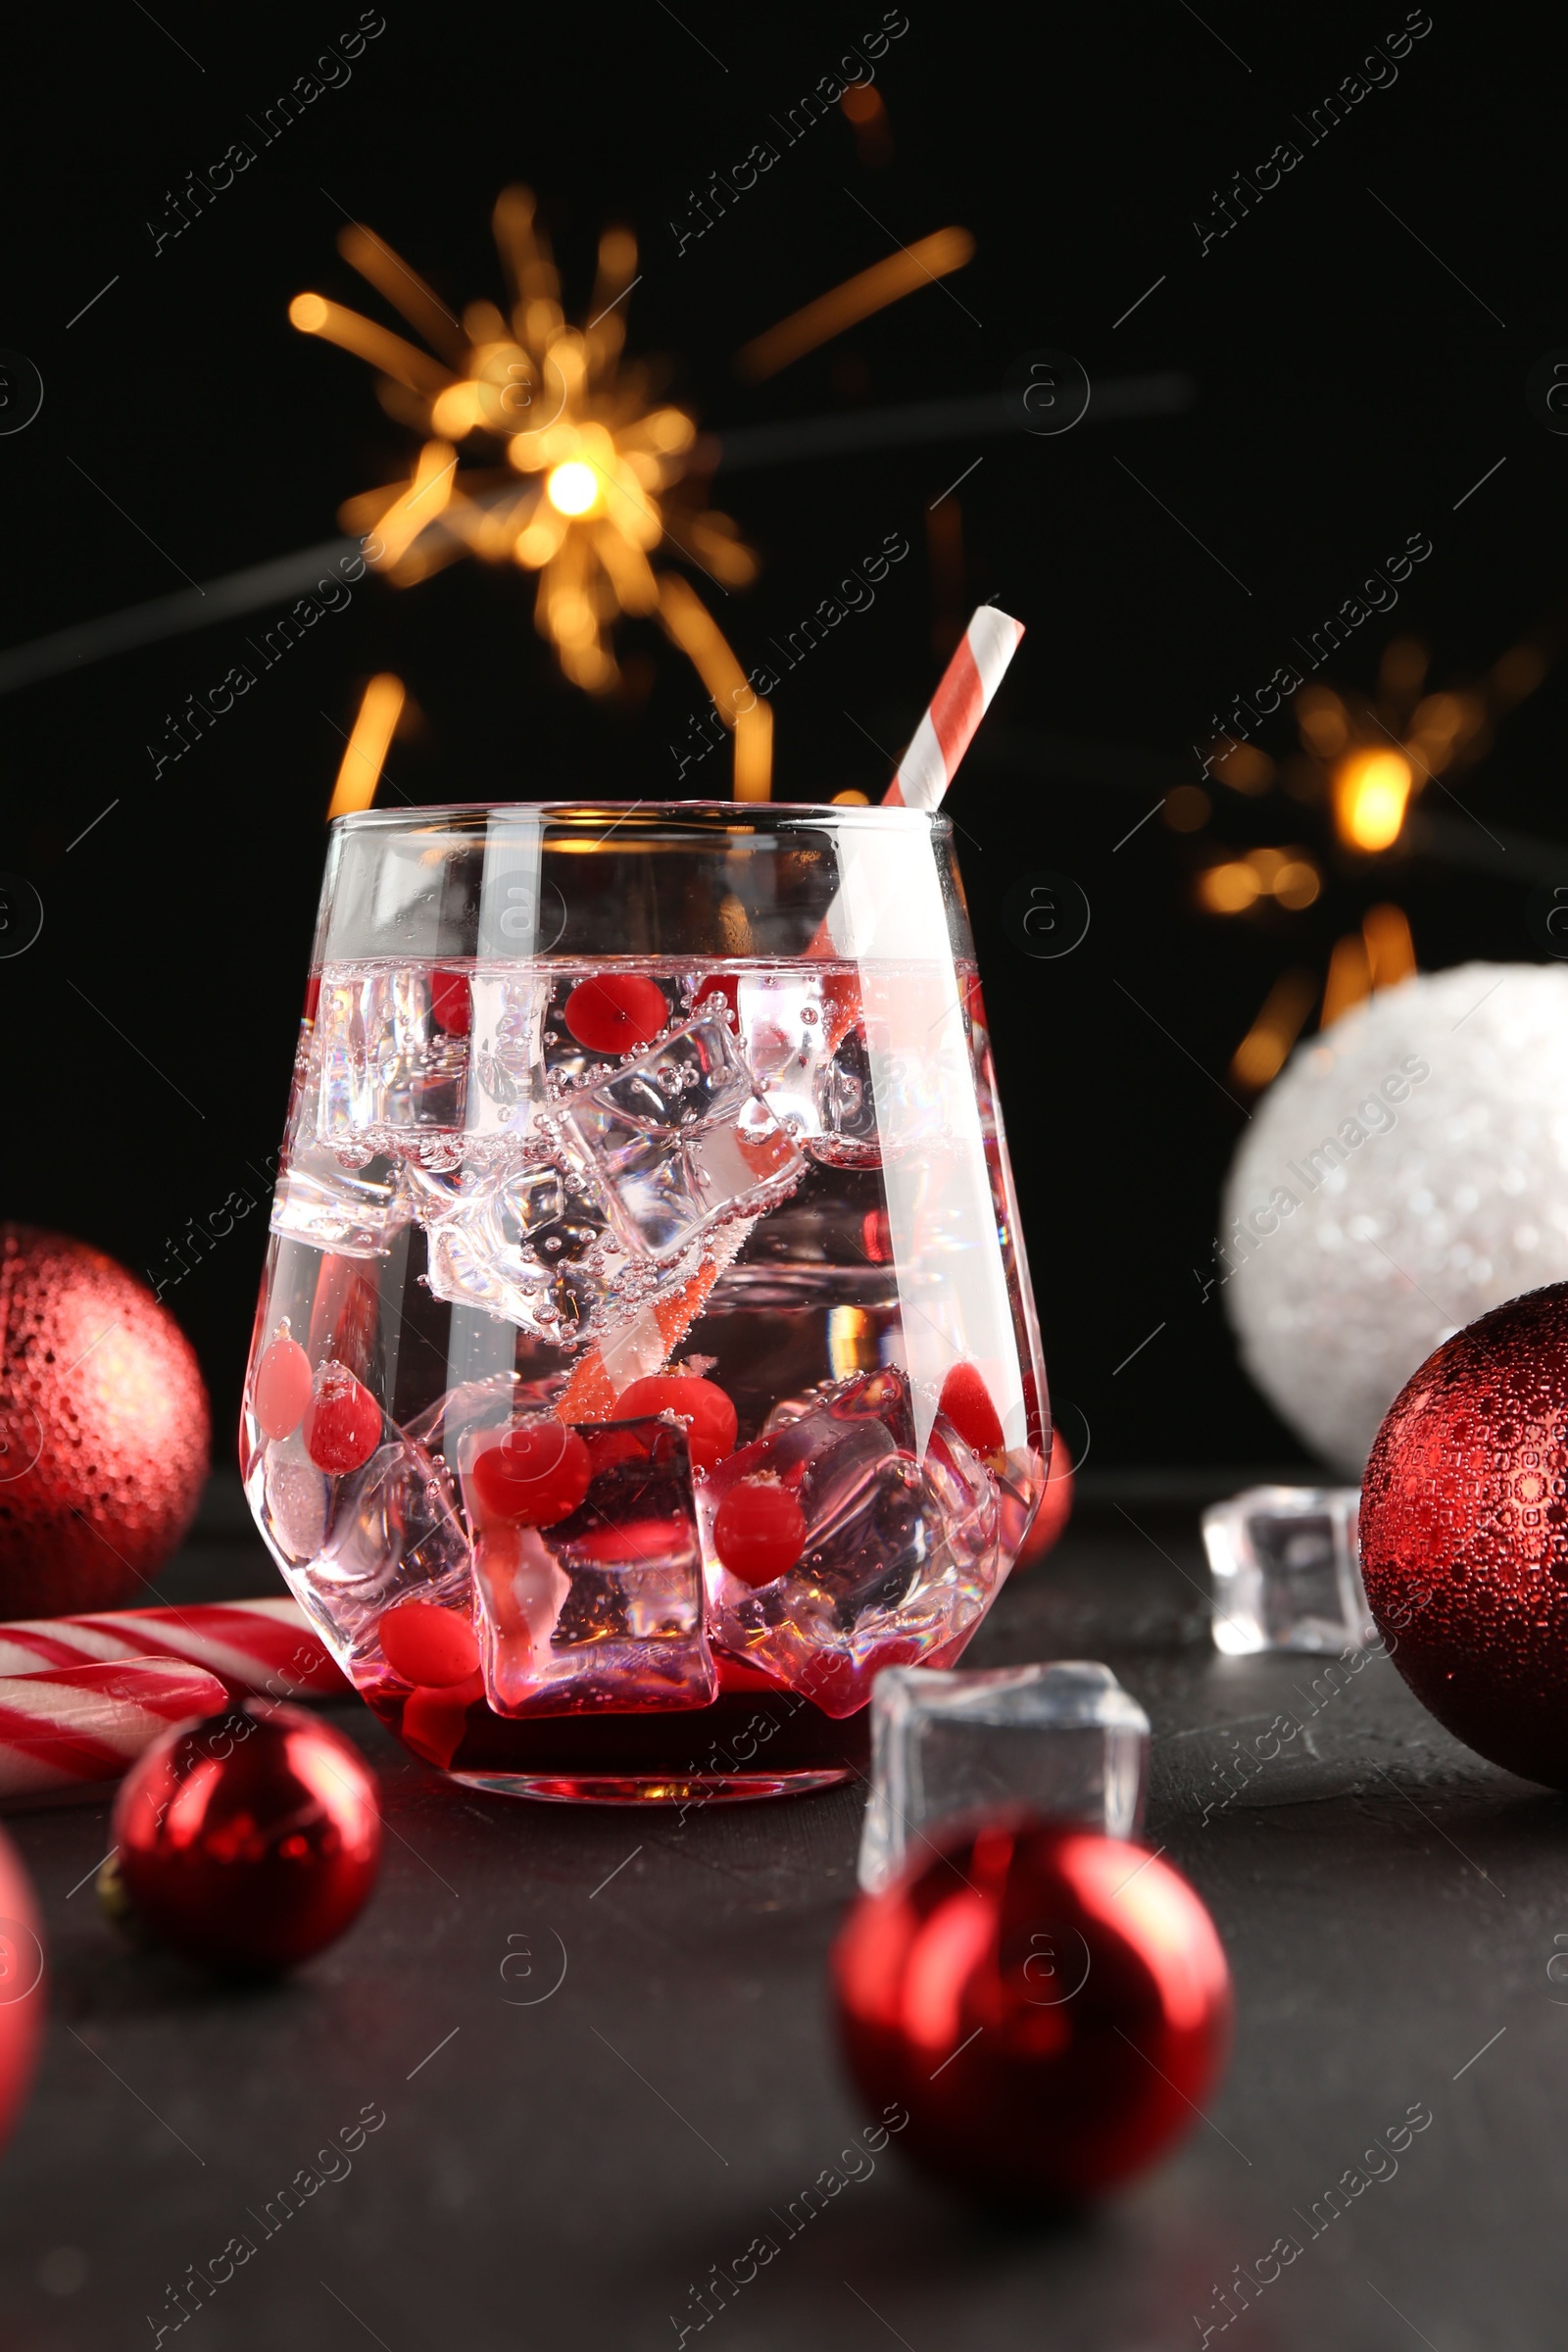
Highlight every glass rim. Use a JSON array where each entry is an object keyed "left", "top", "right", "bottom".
[{"left": 329, "top": 799, "right": 950, "bottom": 834}]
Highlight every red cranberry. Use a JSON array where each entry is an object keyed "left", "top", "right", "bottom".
[
  {"left": 303, "top": 1363, "right": 382, "bottom": 1474},
  {"left": 379, "top": 1600, "right": 480, "bottom": 1687},
  {"left": 563, "top": 974, "right": 667, "bottom": 1054},
  {"left": 614, "top": 1375, "right": 737, "bottom": 1473},
  {"left": 939, "top": 1362, "right": 1005, "bottom": 1459},
  {"left": 713, "top": 1479, "right": 807, "bottom": 1588},
  {"left": 431, "top": 969, "right": 472, "bottom": 1036},
  {"left": 471, "top": 1421, "right": 592, "bottom": 1528},
  {"left": 253, "top": 1337, "right": 313, "bottom": 1442}
]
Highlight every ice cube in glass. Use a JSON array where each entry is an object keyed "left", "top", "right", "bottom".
[
  {"left": 858, "top": 1660, "right": 1151, "bottom": 1893},
  {"left": 703, "top": 1368, "right": 1002, "bottom": 1717},
  {"left": 1201, "top": 1485, "right": 1369, "bottom": 1655},
  {"left": 269, "top": 1009, "right": 410, "bottom": 1256},
  {"left": 466, "top": 1415, "right": 713, "bottom": 1717},
  {"left": 564, "top": 1009, "right": 803, "bottom": 1263}
]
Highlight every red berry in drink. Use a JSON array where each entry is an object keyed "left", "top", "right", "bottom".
[
  {"left": 253, "top": 1337, "right": 313, "bottom": 1441},
  {"left": 303, "top": 1362, "right": 382, "bottom": 1474},
  {"left": 713, "top": 1478, "right": 807, "bottom": 1588},
  {"left": 431, "top": 968, "right": 471, "bottom": 1036},
  {"left": 563, "top": 973, "right": 666, "bottom": 1054},
  {"left": 692, "top": 973, "right": 739, "bottom": 1025},
  {"left": 379, "top": 1600, "right": 480, "bottom": 1688},
  {"left": 614, "top": 1375, "right": 737, "bottom": 1474},
  {"left": 939, "top": 1362, "right": 1005, "bottom": 1460},
  {"left": 471, "top": 1421, "right": 592, "bottom": 1528}
]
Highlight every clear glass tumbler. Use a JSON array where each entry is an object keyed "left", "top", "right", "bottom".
[{"left": 242, "top": 803, "right": 1049, "bottom": 1803}]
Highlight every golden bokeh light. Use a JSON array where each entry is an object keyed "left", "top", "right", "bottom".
[
  {"left": 1362, "top": 901, "right": 1417, "bottom": 989},
  {"left": 1272, "top": 858, "right": 1321, "bottom": 911},
  {"left": 1164, "top": 783, "right": 1210, "bottom": 832},
  {"left": 1199, "top": 861, "right": 1262, "bottom": 913},
  {"left": 1334, "top": 749, "right": 1413, "bottom": 853},
  {"left": 1321, "top": 931, "right": 1373, "bottom": 1027},
  {"left": 327, "top": 674, "right": 406, "bottom": 819},
  {"left": 1199, "top": 848, "right": 1321, "bottom": 915},
  {"left": 1231, "top": 969, "right": 1319, "bottom": 1090},
  {"left": 292, "top": 188, "right": 766, "bottom": 794},
  {"left": 545, "top": 461, "right": 600, "bottom": 516},
  {"left": 734, "top": 227, "right": 974, "bottom": 382}
]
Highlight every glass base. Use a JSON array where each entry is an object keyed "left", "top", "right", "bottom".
[
  {"left": 450, "top": 1766, "right": 853, "bottom": 1805},
  {"left": 371, "top": 1679, "right": 872, "bottom": 1796}
]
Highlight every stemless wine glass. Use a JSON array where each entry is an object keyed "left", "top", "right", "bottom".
[{"left": 242, "top": 803, "right": 1049, "bottom": 1803}]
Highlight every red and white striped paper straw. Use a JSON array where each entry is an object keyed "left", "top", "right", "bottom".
[
  {"left": 0, "top": 1596, "right": 346, "bottom": 1699},
  {"left": 882, "top": 605, "right": 1024, "bottom": 811},
  {"left": 0, "top": 1658, "right": 229, "bottom": 1802}
]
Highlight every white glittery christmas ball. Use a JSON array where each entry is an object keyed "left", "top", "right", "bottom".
[{"left": 1222, "top": 962, "right": 1568, "bottom": 1474}]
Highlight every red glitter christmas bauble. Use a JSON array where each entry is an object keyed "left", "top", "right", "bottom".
[
  {"left": 0, "top": 1226, "right": 210, "bottom": 1617},
  {"left": 832, "top": 1817, "right": 1232, "bottom": 2204},
  {"left": 109, "top": 1700, "right": 381, "bottom": 1971},
  {"left": 1360, "top": 1282, "right": 1568, "bottom": 1787},
  {"left": 0, "top": 1822, "right": 45, "bottom": 2151}
]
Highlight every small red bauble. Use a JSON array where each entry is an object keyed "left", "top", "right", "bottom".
[
  {"left": 614, "top": 1375, "right": 737, "bottom": 1474},
  {"left": 109, "top": 1700, "right": 381, "bottom": 1971},
  {"left": 563, "top": 974, "right": 666, "bottom": 1054},
  {"left": 713, "top": 1478, "right": 807, "bottom": 1586},
  {"left": 303, "top": 1362, "right": 382, "bottom": 1475},
  {"left": 252, "top": 1336, "right": 313, "bottom": 1441},
  {"left": 832, "top": 1816, "right": 1233, "bottom": 2204},
  {"left": 471, "top": 1421, "right": 592, "bottom": 1527},
  {"left": 431, "top": 968, "right": 472, "bottom": 1036},
  {"left": 379, "top": 1600, "right": 479, "bottom": 1688},
  {"left": 1361, "top": 1282, "right": 1568, "bottom": 1787},
  {"left": 939, "top": 1362, "right": 1005, "bottom": 1460},
  {"left": 1016, "top": 1429, "right": 1075, "bottom": 1570},
  {"left": 0, "top": 1225, "right": 210, "bottom": 1617},
  {"left": 0, "top": 1822, "right": 45, "bottom": 2153}
]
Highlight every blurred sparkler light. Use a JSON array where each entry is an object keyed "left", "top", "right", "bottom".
[{"left": 291, "top": 188, "right": 770, "bottom": 797}]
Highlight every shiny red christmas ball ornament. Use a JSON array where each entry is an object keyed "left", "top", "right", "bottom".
[
  {"left": 1016, "top": 1429, "right": 1075, "bottom": 1570},
  {"left": 109, "top": 1700, "right": 381, "bottom": 1971},
  {"left": 832, "top": 1816, "right": 1233, "bottom": 2204},
  {"left": 1361, "top": 1282, "right": 1568, "bottom": 1787},
  {"left": 0, "top": 1822, "right": 46, "bottom": 2152},
  {"left": 0, "top": 1225, "right": 210, "bottom": 1618}
]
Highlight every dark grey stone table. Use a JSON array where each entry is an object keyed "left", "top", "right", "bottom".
[{"left": 0, "top": 1471, "right": 1556, "bottom": 2351}]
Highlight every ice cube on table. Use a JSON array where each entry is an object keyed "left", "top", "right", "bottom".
[
  {"left": 564, "top": 1009, "right": 803, "bottom": 1264},
  {"left": 857, "top": 1661, "right": 1151, "bottom": 1894},
  {"left": 270, "top": 1016, "right": 411, "bottom": 1257},
  {"left": 252, "top": 1422, "right": 473, "bottom": 1674},
  {"left": 702, "top": 1368, "right": 1002, "bottom": 1718},
  {"left": 1201, "top": 1485, "right": 1370, "bottom": 1655},
  {"left": 424, "top": 1163, "right": 611, "bottom": 1343},
  {"left": 466, "top": 1415, "right": 714, "bottom": 1717}
]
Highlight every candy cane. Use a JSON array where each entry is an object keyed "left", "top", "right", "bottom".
[
  {"left": 0, "top": 1597, "right": 346, "bottom": 1697},
  {"left": 0, "top": 1659, "right": 229, "bottom": 1802}
]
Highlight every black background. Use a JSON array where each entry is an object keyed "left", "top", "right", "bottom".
[{"left": 4, "top": 1, "right": 1562, "bottom": 1466}]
